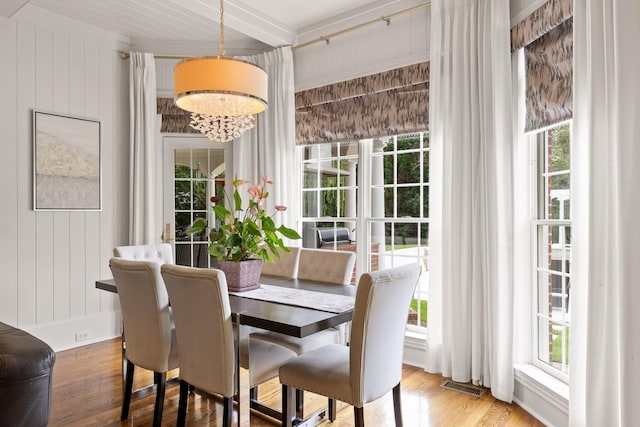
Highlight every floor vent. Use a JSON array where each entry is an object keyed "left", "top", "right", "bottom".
[{"left": 440, "top": 381, "right": 486, "bottom": 398}]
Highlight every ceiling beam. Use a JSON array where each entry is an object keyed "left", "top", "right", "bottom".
[
  {"left": 0, "top": 0, "right": 30, "bottom": 18},
  {"left": 169, "top": 0, "right": 296, "bottom": 48}
]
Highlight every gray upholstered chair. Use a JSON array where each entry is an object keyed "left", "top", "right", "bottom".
[
  {"left": 279, "top": 264, "right": 421, "bottom": 427},
  {"left": 113, "top": 243, "right": 174, "bottom": 265},
  {"left": 260, "top": 246, "right": 300, "bottom": 278},
  {"left": 297, "top": 248, "right": 356, "bottom": 285},
  {"left": 108, "top": 257, "right": 179, "bottom": 427},
  {"left": 252, "top": 248, "right": 357, "bottom": 418},
  {"left": 160, "top": 264, "right": 296, "bottom": 427}
]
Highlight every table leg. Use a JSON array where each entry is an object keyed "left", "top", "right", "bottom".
[{"left": 235, "top": 315, "right": 251, "bottom": 427}]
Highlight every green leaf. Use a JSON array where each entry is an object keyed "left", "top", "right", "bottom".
[
  {"left": 277, "top": 225, "right": 302, "bottom": 240},
  {"left": 234, "top": 189, "right": 242, "bottom": 212},
  {"left": 186, "top": 218, "right": 207, "bottom": 235},
  {"left": 212, "top": 205, "right": 230, "bottom": 220}
]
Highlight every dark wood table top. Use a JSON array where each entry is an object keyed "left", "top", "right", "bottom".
[{"left": 95, "top": 274, "right": 355, "bottom": 339}]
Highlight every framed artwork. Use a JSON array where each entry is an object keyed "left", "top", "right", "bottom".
[{"left": 33, "top": 110, "right": 101, "bottom": 211}]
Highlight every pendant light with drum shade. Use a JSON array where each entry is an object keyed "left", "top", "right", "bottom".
[{"left": 173, "top": 0, "right": 268, "bottom": 142}]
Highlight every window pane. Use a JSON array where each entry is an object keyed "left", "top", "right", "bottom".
[
  {"left": 320, "top": 190, "right": 338, "bottom": 217},
  {"left": 193, "top": 180, "right": 207, "bottom": 210},
  {"left": 549, "top": 124, "right": 570, "bottom": 173},
  {"left": 397, "top": 153, "right": 421, "bottom": 184},
  {"left": 193, "top": 211, "right": 207, "bottom": 241},
  {"left": 303, "top": 166, "right": 318, "bottom": 188},
  {"left": 397, "top": 186, "right": 421, "bottom": 217},
  {"left": 175, "top": 212, "right": 191, "bottom": 242},
  {"left": 423, "top": 151, "right": 430, "bottom": 180},
  {"left": 302, "top": 191, "right": 318, "bottom": 217},
  {"left": 384, "top": 188, "right": 395, "bottom": 217},
  {"left": 396, "top": 134, "right": 421, "bottom": 151},
  {"left": 175, "top": 180, "right": 191, "bottom": 210},
  {"left": 383, "top": 153, "right": 395, "bottom": 185}
]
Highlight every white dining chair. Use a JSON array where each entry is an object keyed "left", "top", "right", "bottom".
[
  {"left": 160, "top": 264, "right": 297, "bottom": 427},
  {"left": 251, "top": 248, "right": 356, "bottom": 418},
  {"left": 108, "top": 257, "right": 179, "bottom": 427},
  {"left": 260, "top": 246, "right": 300, "bottom": 278},
  {"left": 113, "top": 243, "right": 174, "bottom": 265},
  {"left": 279, "top": 264, "right": 421, "bottom": 427}
]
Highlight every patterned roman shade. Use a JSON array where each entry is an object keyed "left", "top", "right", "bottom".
[
  {"left": 157, "top": 97, "right": 198, "bottom": 134},
  {"left": 511, "top": 0, "right": 573, "bottom": 131},
  {"left": 295, "top": 62, "right": 429, "bottom": 145}
]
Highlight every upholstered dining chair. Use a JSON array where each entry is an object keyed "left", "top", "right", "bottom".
[
  {"left": 113, "top": 243, "right": 174, "bottom": 265},
  {"left": 160, "top": 264, "right": 297, "bottom": 427},
  {"left": 260, "top": 246, "right": 301, "bottom": 278},
  {"left": 108, "top": 257, "right": 179, "bottom": 427},
  {"left": 279, "top": 264, "right": 421, "bottom": 427},
  {"left": 297, "top": 248, "right": 356, "bottom": 285},
  {"left": 251, "top": 248, "right": 357, "bottom": 418}
]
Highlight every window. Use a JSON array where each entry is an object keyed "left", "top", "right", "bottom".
[
  {"left": 299, "top": 133, "right": 430, "bottom": 331},
  {"left": 171, "top": 147, "right": 224, "bottom": 268},
  {"left": 533, "top": 123, "right": 571, "bottom": 380}
]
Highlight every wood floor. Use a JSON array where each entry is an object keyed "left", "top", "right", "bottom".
[{"left": 49, "top": 338, "right": 543, "bottom": 426}]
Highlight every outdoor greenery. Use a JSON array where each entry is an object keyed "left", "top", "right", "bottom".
[
  {"left": 410, "top": 298, "right": 427, "bottom": 327},
  {"left": 551, "top": 327, "right": 570, "bottom": 365},
  {"left": 383, "top": 135, "right": 429, "bottom": 245}
]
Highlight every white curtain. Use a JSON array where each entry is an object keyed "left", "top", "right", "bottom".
[
  {"left": 230, "top": 46, "right": 298, "bottom": 239},
  {"left": 129, "top": 52, "right": 159, "bottom": 244},
  {"left": 426, "top": 0, "right": 515, "bottom": 401},
  {"left": 570, "top": 1, "right": 640, "bottom": 425}
]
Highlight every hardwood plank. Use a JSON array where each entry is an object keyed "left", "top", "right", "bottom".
[{"left": 50, "top": 338, "right": 544, "bottom": 426}]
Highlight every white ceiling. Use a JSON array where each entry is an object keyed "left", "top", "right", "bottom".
[{"left": 5, "top": 0, "right": 427, "bottom": 55}]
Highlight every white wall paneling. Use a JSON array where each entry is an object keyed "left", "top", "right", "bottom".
[
  {"left": 0, "top": 18, "right": 19, "bottom": 325},
  {"left": 0, "top": 7, "right": 129, "bottom": 350}
]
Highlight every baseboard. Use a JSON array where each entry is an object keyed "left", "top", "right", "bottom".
[
  {"left": 23, "top": 311, "right": 122, "bottom": 352},
  {"left": 513, "top": 364, "right": 569, "bottom": 427},
  {"left": 402, "top": 332, "right": 426, "bottom": 369}
]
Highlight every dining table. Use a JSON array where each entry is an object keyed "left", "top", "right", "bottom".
[{"left": 95, "top": 273, "right": 356, "bottom": 426}]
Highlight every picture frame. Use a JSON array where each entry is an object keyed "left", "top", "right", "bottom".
[{"left": 33, "top": 110, "right": 101, "bottom": 211}]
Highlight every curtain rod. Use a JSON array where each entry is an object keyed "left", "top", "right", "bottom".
[
  {"left": 120, "top": 1, "right": 431, "bottom": 58},
  {"left": 292, "top": 2, "right": 431, "bottom": 50},
  {"left": 120, "top": 52, "right": 191, "bottom": 60}
]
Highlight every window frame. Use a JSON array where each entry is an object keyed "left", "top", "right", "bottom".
[{"left": 530, "top": 121, "right": 572, "bottom": 383}]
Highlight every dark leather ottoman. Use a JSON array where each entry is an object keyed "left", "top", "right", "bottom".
[{"left": 0, "top": 322, "right": 56, "bottom": 427}]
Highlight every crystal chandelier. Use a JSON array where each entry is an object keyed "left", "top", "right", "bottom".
[
  {"left": 189, "top": 113, "right": 255, "bottom": 143},
  {"left": 173, "top": 0, "right": 267, "bottom": 141}
]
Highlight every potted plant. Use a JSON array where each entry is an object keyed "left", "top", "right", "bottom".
[{"left": 187, "top": 176, "right": 301, "bottom": 291}]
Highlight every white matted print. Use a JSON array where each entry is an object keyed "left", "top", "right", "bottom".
[{"left": 33, "top": 111, "right": 101, "bottom": 210}]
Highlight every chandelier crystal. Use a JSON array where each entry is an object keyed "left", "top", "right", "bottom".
[
  {"left": 174, "top": 0, "right": 267, "bottom": 142},
  {"left": 189, "top": 113, "right": 256, "bottom": 143}
]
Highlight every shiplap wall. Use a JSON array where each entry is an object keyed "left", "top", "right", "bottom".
[{"left": 0, "top": 6, "right": 129, "bottom": 351}]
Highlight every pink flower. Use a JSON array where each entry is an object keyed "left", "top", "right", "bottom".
[
  {"left": 261, "top": 175, "right": 273, "bottom": 185},
  {"left": 210, "top": 195, "right": 223, "bottom": 203},
  {"left": 275, "top": 205, "right": 287, "bottom": 211},
  {"left": 248, "top": 185, "right": 262, "bottom": 198}
]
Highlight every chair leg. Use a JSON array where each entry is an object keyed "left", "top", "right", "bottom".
[
  {"left": 152, "top": 371, "right": 166, "bottom": 427},
  {"left": 354, "top": 406, "right": 364, "bottom": 427},
  {"left": 296, "top": 388, "right": 304, "bottom": 419},
  {"left": 177, "top": 380, "right": 189, "bottom": 427},
  {"left": 121, "top": 359, "right": 134, "bottom": 420},
  {"left": 222, "top": 396, "right": 233, "bottom": 427},
  {"left": 392, "top": 383, "right": 403, "bottom": 426},
  {"left": 328, "top": 398, "right": 337, "bottom": 421},
  {"left": 282, "top": 385, "right": 296, "bottom": 427}
]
